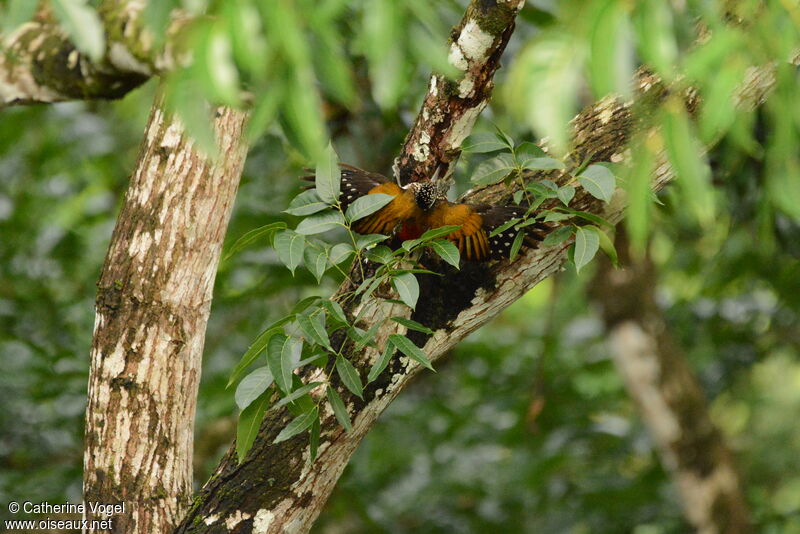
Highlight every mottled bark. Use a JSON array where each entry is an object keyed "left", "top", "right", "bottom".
[
  {"left": 590, "top": 236, "right": 751, "bottom": 534},
  {"left": 83, "top": 92, "right": 248, "bottom": 534},
  {"left": 0, "top": 2, "right": 184, "bottom": 107},
  {"left": 393, "top": 0, "right": 526, "bottom": 185}
]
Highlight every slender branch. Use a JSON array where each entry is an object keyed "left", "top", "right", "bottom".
[
  {"left": 83, "top": 88, "right": 248, "bottom": 533},
  {"left": 393, "top": 0, "right": 526, "bottom": 185}
]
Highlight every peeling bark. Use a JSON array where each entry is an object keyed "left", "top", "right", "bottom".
[
  {"left": 0, "top": 2, "right": 185, "bottom": 107},
  {"left": 393, "top": 0, "right": 526, "bottom": 185},
  {"left": 83, "top": 92, "right": 248, "bottom": 534},
  {"left": 590, "top": 237, "right": 751, "bottom": 534}
]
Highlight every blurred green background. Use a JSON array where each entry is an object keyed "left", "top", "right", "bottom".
[{"left": 2, "top": 0, "right": 800, "bottom": 532}]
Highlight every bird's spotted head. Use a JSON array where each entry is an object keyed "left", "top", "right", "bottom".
[{"left": 410, "top": 182, "right": 438, "bottom": 211}]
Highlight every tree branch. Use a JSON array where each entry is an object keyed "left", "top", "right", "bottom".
[
  {"left": 83, "top": 88, "right": 248, "bottom": 533},
  {"left": 393, "top": 0, "right": 525, "bottom": 185},
  {"left": 0, "top": 2, "right": 184, "bottom": 107},
  {"left": 590, "top": 234, "right": 751, "bottom": 534}
]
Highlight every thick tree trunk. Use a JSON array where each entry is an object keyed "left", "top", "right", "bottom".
[
  {"left": 591, "top": 236, "right": 751, "bottom": 534},
  {"left": 83, "top": 93, "right": 248, "bottom": 533}
]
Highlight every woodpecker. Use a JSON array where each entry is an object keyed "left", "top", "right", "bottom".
[{"left": 318, "top": 164, "right": 544, "bottom": 261}]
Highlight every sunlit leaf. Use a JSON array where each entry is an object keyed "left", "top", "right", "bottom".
[
  {"left": 661, "top": 100, "right": 715, "bottom": 226},
  {"left": 51, "top": 0, "right": 105, "bottom": 61}
]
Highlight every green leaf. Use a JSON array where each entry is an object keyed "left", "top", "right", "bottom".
[
  {"left": 2, "top": 0, "right": 38, "bottom": 33},
  {"left": 515, "top": 141, "right": 546, "bottom": 161},
  {"left": 274, "top": 407, "right": 318, "bottom": 444},
  {"left": 355, "top": 234, "right": 389, "bottom": 250},
  {"left": 365, "top": 245, "right": 394, "bottom": 264},
  {"left": 367, "top": 344, "right": 395, "bottom": 383},
  {"left": 291, "top": 296, "right": 321, "bottom": 315},
  {"left": 335, "top": 356, "right": 363, "bottom": 399},
  {"left": 632, "top": 1, "right": 677, "bottom": 78},
  {"left": 494, "top": 125, "right": 516, "bottom": 149},
  {"left": 391, "top": 272, "right": 419, "bottom": 309},
  {"left": 509, "top": 230, "right": 525, "bottom": 261},
  {"left": 596, "top": 227, "right": 619, "bottom": 267},
  {"left": 235, "top": 366, "right": 274, "bottom": 410},
  {"left": 346, "top": 194, "right": 395, "bottom": 222},
  {"left": 297, "top": 311, "right": 331, "bottom": 349},
  {"left": 557, "top": 186, "right": 576, "bottom": 206},
  {"left": 390, "top": 317, "right": 434, "bottom": 335},
  {"left": 489, "top": 218, "right": 522, "bottom": 237},
  {"left": 203, "top": 22, "right": 241, "bottom": 106},
  {"left": 588, "top": 0, "right": 634, "bottom": 98},
  {"left": 513, "top": 190, "right": 525, "bottom": 204},
  {"left": 389, "top": 334, "right": 434, "bottom": 371},
  {"left": 578, "top": 165, "right": 617, "bottom": 202},
  {"left": 542, "top": 225, "right": 575, "bottom": 247},
  {"left": 354, "top": 320, "right": 383, "bottom": 350},
  {"left": 543, "top": 211, "right": 572, "bottom": 223},
  {"left": 417, "top": 225, "right": 462, "bottom": 242},
  {"left": 246, "top": 86, "right": 283, "bottom": 142},
  {"left": 521, "top": 157, "right": 566, "bottom": 171},
  {"left": 296, "top": 210, "right": 345, "bottom": 235},
  {"left": 322, "top": 300, "right": 348, "bottom": 325},
  {"left": 51, "top": 0, "right": 105, "bottom": 61},
  {"left": 472, "top": 154, "right": 518, "bottom": 186},
  {"left": 462, "top": 133, "right": 508, "bottom": 153},
  {"left": 625, "top": 139, "right": 654, "bottom": 255},
  {"left": 267, "top": 334, "right": 301, "bottom": 394},
  {"left": 428, "top": 239, "right": 460, "bottom": 268},
  {"left": 274, "top": 230, "right": 305, "bottom": 274},
  {"left": 236, "top": 390, "right": 270, "bottom": 462},
  {"left": 227, "top": 316, "right": 292, "bottom": 387},
  {"left": 573, "top": 226, "right": 600, "bottom": 273},
  {"left": 315, "top": 142, "right": 341, "bottom": 204},
  {"left": 562, "top": 208, "right": 615, "bottom": 228},
  {"left": 505, "top": 34, "right": 582, "bottom": 154},
  {"left": 273, "top": 382, "right": 324, "bottom": 410},
  {"left": 326, "top": 386, "right": 353, "bottom": 432},
  {"left": 328, "top": 243, "right": 355, "bottom": 265},
  {"left": 661, "top": 102, "right": 715, "bottom": 225},
  {"left": 286, "top": 190, "right": 329, "bottom": 216},
  {"left": 303, "top": 246, "right": 328, "bottom": 283},
  {"left": 224, "top": 222, "right": 287, "bottom": 262}
]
